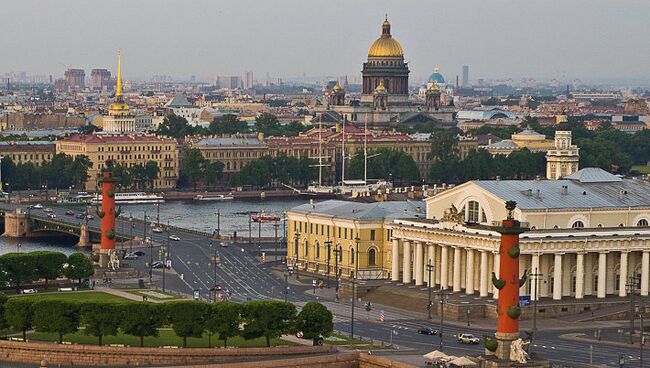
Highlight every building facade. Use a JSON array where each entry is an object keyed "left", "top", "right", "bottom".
[
  {"left": 64, "top": 69, "right": 85, "bottom": 91},
  {"left": 191, "top": 134, "right": 268, "bottom": 180},
  {"left": 390, "top": 167, "right": 650, "bottom": 301},
  {"left": 286, "top": 200, "right": 425, "bottom": 279},
  {"left": 0, "top": 141, "right": 55, "bottom": 166},
  {"left": 546, "top": 116, "right": 579, "bottom": 180},
  {"left": 90, "top": 69, "right": 111, "bottom": 91},
  {"left": 56, "top": 134, "right": 179, "bottom": 190}
]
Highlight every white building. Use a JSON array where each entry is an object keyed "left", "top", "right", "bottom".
[
  {"left": 165, "top": 95, "right": 202, "bottom": 126},
  {"left": 391, "top": 167, "right": 650, "bottom": 301}
]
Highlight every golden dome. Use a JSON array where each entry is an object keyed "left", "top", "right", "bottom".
[
  {"left": 109, "top": 102, "right": 129, "bottom": 115},
  {"left": 367, "top": 18, "right": 404, "bottom": 58},
  {"left": 332, "top": 81, "right": 343, "bottom": 92},
  {"left": 426, "top": 81, "right": 441, "bottom": 94}
]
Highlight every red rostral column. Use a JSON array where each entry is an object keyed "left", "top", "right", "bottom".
[
  {"left": 98, "top": 160, "right": 117, "bottom": 268},
  {"left": 492, "top": 200, "right": 528, "bottom": 360}
]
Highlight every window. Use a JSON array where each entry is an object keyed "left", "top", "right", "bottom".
[
  {"left": 368, "top": 248, "right": 377, "bottom": 266},
  {"left": 572, "top": 221, "right": 584, "bottom": 228},
  {"left": 638, "top": 219, "right": 649, "bottom": 227},
  {"left": 467, "top": 201, "right": 479, "bottom": 223},
  {"left": 316, "top": 242, "right": 320, "bottom": 258},
  {"left": 350, "top": 248, "right": 355, "bottom": 265},
  {"left": 304, "top": 241, "right": 309, "bottom": 257},
  {"left": 370, "top": 230, "right": 376, "bottom": 241},
  {"left": 338, "top": 246, "right": 343, "bottom": 262}
]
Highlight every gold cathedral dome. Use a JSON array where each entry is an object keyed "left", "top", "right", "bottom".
[{"left": 367, "top": 17, "right": 404, "bottom": 58}]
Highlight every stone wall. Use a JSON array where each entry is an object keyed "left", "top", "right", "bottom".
[{"left": 0, "top": 340, "right": 336, "bottom": 367}]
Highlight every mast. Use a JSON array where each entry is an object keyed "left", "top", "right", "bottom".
[
  {"left": 341, "top": 117, "right": 346, "bottom": 189},
  {"left": 364, "top": 115, "right": 368, "bottom": 184},
  {"left": 318, "top": 118, "right": 322, "bottom": 186}
]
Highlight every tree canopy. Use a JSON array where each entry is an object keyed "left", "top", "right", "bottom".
[
  {"left": 0, "top": 153, "right": 91, "bottom": 191},
  {"left": 295, "top": 302, "right": 333, "bottom": 343},
  {"left": 347, "top": 148, "right": 421, "bottom": 185},
  {"left": 156, "top": 114, "right": 206, "bottom": 138},
  {"left": 209, "top": 114, "right": 249, "bottom": 135},
  {"left": 241, "top": 300, "right": 296, "bottom": 347}
]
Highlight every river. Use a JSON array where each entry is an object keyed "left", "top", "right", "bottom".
[{"left": 0, "top": 198, "right": 310, "bottom": 252}]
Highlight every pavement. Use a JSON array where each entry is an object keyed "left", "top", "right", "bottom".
[{"left": 4, "top": 202, "right": 650, "bottom": 367}]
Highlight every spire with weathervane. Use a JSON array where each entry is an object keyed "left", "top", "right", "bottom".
[{"left": 109, "top": 49, "right": 129, "bottom": 116}]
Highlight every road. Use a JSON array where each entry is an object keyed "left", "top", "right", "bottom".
[{"left": 4, "top": 203, "right": 649, "bottom": 367}]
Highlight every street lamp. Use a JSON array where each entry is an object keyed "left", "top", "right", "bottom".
[
  {"left": 466, "top": 309, "right": 471, "bottom": 327},
  {"left": 426, "top": 260, "right": 434, "bottom": 319},
  {"left": 350, "top": 236, "right": 360, "bottom": 340},
  {"left": 294, "top": 231, "right": 300, "bottom": 280},
  {"left": 325, "top": 237, "right": 332, "bottom": 289},
  {"left": 273, "top": 221, "right": 279, "bottom": 263},
  {"left": 436, "top": 289, "right": 451, "bottom": 351},
  {"left": 626, "top": 276, "right": 639, "bottom": 345},
  {"left": 333, "top": 245, "right": 341, "bottom": 301}
]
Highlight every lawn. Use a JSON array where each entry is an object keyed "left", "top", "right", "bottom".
[
  {"left": 123, "top": 289, "right": 184, "bottom": 301},
  {"left": 10, "top": 291, "right": 128, "bottom": 303},
  {"left": 324, "top": 333, "right": 368, "bottom": 346},
  {"left": 27, "top": 329, "right": 295, "bottom": 348},
  {"left": 632, "top": 165, "right": 650, "bottom": 174}
]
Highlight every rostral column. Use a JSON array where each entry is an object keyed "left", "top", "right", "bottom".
[
  {"left": 489, "top": 201, "right": 528, "bottom": 359},
  {"left": 98, "top": 160, "right": 118, "bottom": 267}
]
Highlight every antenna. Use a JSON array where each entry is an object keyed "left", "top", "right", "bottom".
[{"left": 364, "top": 115, "right": 368, "bottom": 184}]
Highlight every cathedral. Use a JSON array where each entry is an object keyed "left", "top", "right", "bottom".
[{"left": 315, "top": 17, "right": 456, "bottom": 128}]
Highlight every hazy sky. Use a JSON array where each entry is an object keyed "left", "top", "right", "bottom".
[{"left": 2, "top": 0, "right": 649, "bottom": 83}]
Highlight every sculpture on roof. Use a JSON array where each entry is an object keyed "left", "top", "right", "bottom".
[{"left": 442, "top": 204, "right": 464, "bottom": 224}]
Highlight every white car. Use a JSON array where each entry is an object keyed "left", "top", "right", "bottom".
[
  {"left": 44, "top": 208, "right": 53, "bottom": 213},
  {"left": 151, "top": 227, "right": 163, "bottom": 233},
  {"left": 457, "top": 333, "right": 480, "bottom": 344},
  {"left": 33, "top": 204, "right": 43, "bottom": 209},
  {"left": 124, "top": 253, "right": 138, "bottom": 260},
  {"left": 48, "top": 213, "right": 57, "bottom": 219},
  {"left": 169, "top": 235, "right": 181, "bottom": 241}
]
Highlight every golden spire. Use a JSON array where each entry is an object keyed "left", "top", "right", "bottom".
[{"left": 115, "top": 49, "right": 122, "bottom": 98}]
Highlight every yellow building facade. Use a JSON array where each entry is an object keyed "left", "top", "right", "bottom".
[{"left": 286, "top": 200, "right": 424, "bottom": 279}]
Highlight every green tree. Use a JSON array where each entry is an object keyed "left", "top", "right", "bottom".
[
  {"left": 430, "top": 130, "right": 459, "bottom": 161},
  {"left": 181, "top": 148, "right": 207, "bottom": 190},
  {"left": 209, "top": 114, "right": 249, "bottom": 134},
  {"left": 348, "top": 148, "right": 420, "bottom": 185},
  {"left": 5, "top": 298, "right": 34, "bottom": 340},
  {"left": 156, "top": 114, "right": 195, "bottom": 138},
  {"left": 295, "top": 302, "right": 333, "bottom": 344},
  {"left": 0, "top": 292, "right": 9, "bottom": 333},
  {"left": 255, "top": 113, "right": 281, "bottom": 136},
  {"left": 120, "top": 303, "right": 164, "bottom": 347},
  {"left": 32, "top": 251, "right": 68, "bottom": 289},
  {"left": 166, "top": 301, "right": 209, "bottom": 348},
  {"left": 241, "top": 300, "right": 296, "bottom": 347},
  {"left": 144, "top": 160, "right": 160, "bottom": 189},
  {"left": 0, "top": 253, "right": 38, "bottom": 291},
  {"left": 78, "top": 124, "right": 102, "bottom": 135},
  {"left": 32, "top": 300, "right": 80, "bottom": 343},
  {"left": 206, "top": 302, "right": 241, "bottom": 348},
  {"left": 63, "top": 253, "right": 95, "bottom": 286},
  {"left": 80, "top": 303, "right": 121, "bottom": 346},
  {"left": 204, "top": 161, "right": 224, "bottom": 189}
]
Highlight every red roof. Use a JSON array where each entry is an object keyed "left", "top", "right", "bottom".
[{"left": 60, "top": 134, "right": 176, "bottom": 144}]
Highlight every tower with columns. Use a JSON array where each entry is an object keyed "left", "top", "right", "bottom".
[{"left": 98, "top": 160, "right": 119, "bottom": 268}]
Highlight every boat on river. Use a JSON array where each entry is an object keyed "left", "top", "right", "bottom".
[
  {"left": 252, "top": 211, "right": 281, "bottom": 223},
  {"left": 193, "top": 193, "right": 234, "bottom": 201},
  {"left": 92, "top": 192, "right": 164, "bottom": 205}
]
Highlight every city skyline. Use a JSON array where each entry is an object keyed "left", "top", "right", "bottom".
[{"left": 1, "top": 0, "right": 649, "bottom": 84}]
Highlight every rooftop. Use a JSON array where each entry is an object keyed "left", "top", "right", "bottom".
[
  {"left": 60, "top": 134, "right": 176, "bottom": 144},
  {"left": 289, "top": 199, "right": 425, "bottom": 222}
]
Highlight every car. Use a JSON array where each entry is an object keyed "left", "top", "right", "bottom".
[
  {"left": 33, "top": 204, "right": 43, "bottom": 209},
  {"left": 65, "top": 210, "right": 75, "bottom": 216},
  {"left": 151, "top": 261, "right": 164, "bottom": 269},
  {"left": 133, "top": 251, "right": 146, "bottom": 256},
  {"left": 151, "top": 227, "right": 163, "bottom": 233},
  {"left": 124, "top": 253, "right": 138, "bottom": 260},
  {"left": 219, "top": 242, "right": 229, "bottom": 248},
  {"left": 86, "top": 215, "right": 94, "bottom": 220},
  {"left": 169, "top": 235, "right": 181, "bottom": 241},
  {"left": 48, "top": 213, "right": 57, "bottom": 219},
  {"left": 457, "top": 333, "right": 480, "bottom": 344},
  {"left": 75, "top": 213, "right": 85, "bottom": 219},
  {"left": 417, "top": 327, "right": 438, "bottom": 336},
  {"left": 43, "top": 208, "right": 53, "bottom": 213}
]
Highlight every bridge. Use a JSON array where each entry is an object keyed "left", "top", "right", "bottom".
[{"left": 0, "top": 206, "right": 127, "bottom": 247}]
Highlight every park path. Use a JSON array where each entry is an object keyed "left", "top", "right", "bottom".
[{"left": 94, "top": 287, "right": 173, "bottom": 303}]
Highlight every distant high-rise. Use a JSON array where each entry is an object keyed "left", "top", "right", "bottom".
[
  {"left": 64, "top": 69, "right": 85, "bottom": 91},
  {"left": 90, "top": 69, "right": 111, "bottom": 91},
  {"left": 461, "top": 65, "right": 469, "bottom": 87},
  {"left": 244, "top": 71, "right": 253, "bottom": 89},
  {"left": 215, "top": 76, "right": 242, "bottom": 89}
]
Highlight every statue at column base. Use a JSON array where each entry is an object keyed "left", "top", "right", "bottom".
[
  {"left": 494, "top": 331, "right": 519, "bottom": 361},
  {"left": 509, "top": 338, "right": 530, "bottom": 363}
]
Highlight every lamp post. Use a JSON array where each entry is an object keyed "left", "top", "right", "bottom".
[
  {"left": 325, "top": 237, "right": 332, "bottom": 288},
  {"left": 248, "top": 214, "right": 252, "bottom": 246},
  {"left": 294, "top": 231, "right": 300, "bottom": 280},
  {"left": 273, "top": 221, "right": 279, "bottom": 263},
  {"left": 129, "top": 215, "right": 134, "bottom": 253},
  {"left": 154, "top": 203, "right": 160, "bottom": 227},
  {"left": 162, "top": 224, "right": 170, "bottom": 293},
  {"left": 216, "top": 209, "right": 221, "bottom": 238},
  {"left": 333, "top": 245, "right": 341, "bottom": 301},
  {"left": 530, "top": 267, "right": 543, "bottom": 331},
  {"left": 350, "top": 236, "right": 359, "bottom": 340},
  {"left": 284, "top": 267, "right": 289, "bottom": 302},
  {"left": 426, "top": 260, "right": 434, "bottom": 319},
  {"left": 436, "top": 289, "right": 451, "bottom": 351},
  {"left": 467, "top": 309, "right": 471, "bottom": 327},
  {"left": 627, "top": 276, "right": 638, "bottom": 345}
]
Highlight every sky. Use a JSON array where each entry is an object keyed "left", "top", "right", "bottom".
[{"left": 1, "top": 0, "right": 649, "bottom": 83}]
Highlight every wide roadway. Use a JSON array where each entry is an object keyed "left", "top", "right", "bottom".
[{"left": 5, "top": 203, "right": 647, "bottom": 366}]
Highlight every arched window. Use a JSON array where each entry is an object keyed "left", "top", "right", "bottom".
[
  {"left": 338, "top": 245, "right": 343, "bottom": 262},
  {"left": 638, "top": 219, "right": 649, "bottom": 227},
  {"left": 350, "top": 247, "right": 355, "bottom": 265},
  {"left": 315, "top": 242, "right": 320, "bottom": 258},
  {"left": 304, "top": 240, "right": 309, "bottom": 257},
  {"left": 294, "top": 237, "right": 299, "bottom": 257},
  {"left": 572, "top": 221, "right": 584, "bottom": 228},
  {"left": 467, "top": 201, "right": 479, "bottom": 223},
  {"left": 368, "top": 248, "right": 377, "bottom": 266}
]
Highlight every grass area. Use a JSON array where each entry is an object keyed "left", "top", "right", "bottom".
[
  {"left": 632, "top": 165, "right": 650, "bottom": 174},
  {"left": 123, "top": 289, "right": 184, "bottom": 301},
  {"left": 10, "top": 291, "right": 129, "bottom": 303},
  {"left": 324, "top": 333, "right": 368, "bottom": 346},
  {"left": 27, "top": 328, "right": 295, "bottom": 348}
]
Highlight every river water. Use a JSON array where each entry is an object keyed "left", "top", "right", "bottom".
[{"left": 0, "top": 198, "right": 309, "bottom": 252}]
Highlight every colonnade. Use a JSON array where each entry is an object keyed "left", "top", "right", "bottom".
[{"left": 391, "top": 238, "right": 650, "bottom": 300}]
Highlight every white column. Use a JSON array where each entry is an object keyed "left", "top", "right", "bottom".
[
  {"left": 453, "top": 247, "right": 462, "bottom": 292},
  {"left": 391, "top": 239, "right": 400, "bottom": 282},
  {"left": 415, "top": 242, "right": 424, "bottom": 286},
  {"left": 642, "top": 251, "right": 650, "bottom": 296},
  {"left": 553, "top": 253, "right": 562, "bottom": 300},
  {"left": 575, "top": 253, "right": 585, "bottom": 299},
  {"left": 427, "top": 244, "right": 435, "bottom": 285},
  {"left": 619, "top": 251, "right": 629, "bottom": 297},
  {"left": 465, "top": 249, "right": 474, "bottom": 294},
  {"left": 531, "top": 254, "right": 540, "bottom": 301},
  {"left": 492, "top": 252, "right": 500, "bottom": 299},
  {"left": 584, "top": 253, "right": 594, "bottom": 296},
  {"left": 479, "top": 251, "right": 489, "bottom": 297},
  {"left": 440, "top": 245, "right": 448, "bottom": 290},
  {"left": 402, "top": 241, "right": 411, "bottom": 284},
  {"left": 597, "top": 252, "right": 607, "bottom": 298}
]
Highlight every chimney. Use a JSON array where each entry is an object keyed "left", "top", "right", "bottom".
[
  {"left": 526, "top": 189, "right": 533, "bottom": 197},
  {"left": 496, "top": 176, "right": 501, "bottom": 181},
  {"left": 561, "top": 185, "right": 568, "bottom": 195},
  {"left": 536, "top": 189, "right": 541, "bottom": 199}
]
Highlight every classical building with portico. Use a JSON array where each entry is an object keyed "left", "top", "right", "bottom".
[{"left": 391, "top": 167, "right": 650, "bottom": 301}]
